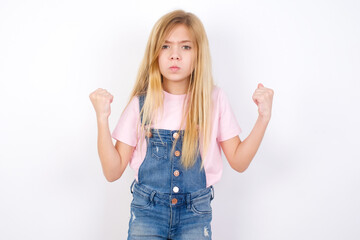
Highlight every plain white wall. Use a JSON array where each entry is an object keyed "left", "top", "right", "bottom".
[{"left": 1, "top": 0, "right": 359, "bottom": 239}]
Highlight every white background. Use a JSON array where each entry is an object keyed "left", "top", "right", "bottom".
[{"left": 1, "top": 0, "right": 359, "bottom": 239}]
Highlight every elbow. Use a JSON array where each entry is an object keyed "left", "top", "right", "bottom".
[
  {"left": 103, "top": 161, "right": 126, "bottom": 182},
  {"left": 230, "top": 154, "right": 254, "bottom": 173},
  {"left": 105, "top": 175, "right": 119, "bottom": 182},
  {"left": 104, "top": 170, "right": 122, "bottom": 182},
  {"left": 233, "top": 166, "right": 247, "bottom": 173},
  {"left": 230, "top": 160, "right": 249, "bottom": 173}
]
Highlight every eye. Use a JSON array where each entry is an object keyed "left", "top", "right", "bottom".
[
  {"left": 182, "top": 45, "right": 191, "bottom": 50},
  {"left": 162, "top": 45, "right": 170, "bottom": 49}
]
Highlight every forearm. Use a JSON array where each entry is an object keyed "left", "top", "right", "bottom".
[
  {"left": 233, "top": 116, "right": 270, "bottom": 172},
  {"left": 97, "top": 117, "right": 121, "bottom": 181}
]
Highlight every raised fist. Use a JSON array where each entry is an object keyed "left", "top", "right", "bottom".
[
  {"left": 89, "top": 88, "right": 114, "bottom": 120},
  {"left": 252, "top": 83, "right": 274, "bottom": 121}
]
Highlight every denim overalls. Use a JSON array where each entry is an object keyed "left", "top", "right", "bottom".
[{"left": 127, "top": 94, "right": 215, "bottom": 240}]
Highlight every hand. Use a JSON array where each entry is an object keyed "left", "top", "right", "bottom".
[
  {"left": 252, "top": 83, "right": 274, "bottom": 121},
  {"left": 89, "top": 88, "right": 114, "bottom": 120}
]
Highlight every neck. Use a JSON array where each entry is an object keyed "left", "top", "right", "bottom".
[{"left": 162, "top": 78, "right": 189, "bottom": 95}]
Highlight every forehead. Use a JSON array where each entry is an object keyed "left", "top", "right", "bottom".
[{"left": 164, "top": 24, "right": 194, "bottom": 42}]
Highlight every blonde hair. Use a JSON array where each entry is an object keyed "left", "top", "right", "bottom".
[{"left": 125, "top": 9, "right": 214, "bottom": 169}]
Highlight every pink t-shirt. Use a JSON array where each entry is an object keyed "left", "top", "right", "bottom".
[{"left": 111, "top": 85, "right": 241, "bottom": 187}]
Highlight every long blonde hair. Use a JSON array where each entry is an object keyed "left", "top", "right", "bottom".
[{"left": 125, "top": 9, "right": 214, "bottom": 169}]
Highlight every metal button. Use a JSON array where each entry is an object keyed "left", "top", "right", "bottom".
[
  {"left": 171, "top": 198, "right": 178, "bottom": 204},
  {"left": 173, "top": 186, "right": 179, "bottom": 193},
  {"left": 174, "top": 150, "right": 181, "bottom": 157},
  {"left": 173, "top": 170, "right": 180, "bottom": 177},
  {"left": 172, "top": 132, "right": 179, "bottom": 139}
]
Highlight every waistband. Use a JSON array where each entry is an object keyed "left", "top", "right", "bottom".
[{"left": 130, "top": 180, "right": 214, "bottom": 208}]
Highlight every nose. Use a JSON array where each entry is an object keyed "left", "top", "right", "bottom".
[
  {"left": 169, "top": 47, "right": 181, "bottom": 60},
  {"left": 170, "top": 55, "right": 180, "bottom": 60}
]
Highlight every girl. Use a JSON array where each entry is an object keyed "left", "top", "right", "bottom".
[{"left": 90, "top": 9, "right": 273, "bottom": 240}]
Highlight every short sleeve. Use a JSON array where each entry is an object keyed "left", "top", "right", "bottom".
[
  {"left": 217, "top": 88, "right": 242, "bottom": 142},
  {"left": 111, "top": 96, "right": 140, "bottom": 147}
]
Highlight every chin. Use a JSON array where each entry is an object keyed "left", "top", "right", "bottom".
[{"left": 163, "top": 75, "right": 186, "bottom": 81}]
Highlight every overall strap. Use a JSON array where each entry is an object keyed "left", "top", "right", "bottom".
[{"left": 138, "top": 94, "right": 146, "bottom": 125}]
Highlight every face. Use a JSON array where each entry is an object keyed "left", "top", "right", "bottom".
[{"left": 158, "top": 24, "right": 196, "bottom": 86}]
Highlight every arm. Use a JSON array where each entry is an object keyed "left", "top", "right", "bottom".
[
  {"left": 97, "top": 118, "right": 133, "bottom": 182},
  {"left": 90, "top": 88, "right": 134, "bottom": 182},
  {"left": 220, "top": 83, "right": 274, "bottom": 172},
  {"left": 220, "top": 117, "right": 269, "bottom": 172}
]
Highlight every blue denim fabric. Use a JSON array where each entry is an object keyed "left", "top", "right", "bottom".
[{"left": 127, "top": 94, "right": 215, "bottom": 239}]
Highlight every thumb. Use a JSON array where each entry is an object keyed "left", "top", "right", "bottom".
[{"left": 258, "top": 83, "right": 264, "bottom": 89}]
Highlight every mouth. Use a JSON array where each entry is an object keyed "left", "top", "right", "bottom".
[{"left": 169, "top": 66, "right": 180, "bottom": 72}]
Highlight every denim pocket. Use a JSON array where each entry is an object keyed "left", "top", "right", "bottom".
[
  {"left": 191, "top": 195, "right": 212, "bottom": 215},
  {"left": 151, "top": 141, "right": 167, "bottom": 159},
  {"left": 131, "top": 191, "right": 152, "bottom": 209}
]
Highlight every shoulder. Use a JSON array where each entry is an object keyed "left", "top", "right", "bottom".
[
  {"left": 120, "top": 95, "right": 140, "bottom": 116},
  {"left": 210, "top": 85, "right": 237, "bottom": 118},
  {"left": 132, "top": 95, "right": 140, "bottom": 103},
  {"left": 211, "top": 85, "right": 228, "bottom": 104},
  {"left": 128, "top": 95, "right": 140, "bottom": 108}
]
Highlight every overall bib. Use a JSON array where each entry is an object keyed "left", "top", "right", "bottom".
[{"left": 127, "top": 94, "right": 215, "bottom": 240}]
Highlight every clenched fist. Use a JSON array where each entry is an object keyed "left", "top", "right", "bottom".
[
  {"left": 252, "top": 83, "right": 274, "bottom": 121},
  {"left": 89, "top": 88, "right": 114, "bottom": 120}
]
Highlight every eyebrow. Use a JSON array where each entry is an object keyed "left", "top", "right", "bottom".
[{"left": 164, "top": 40, "right": 192, "bottom": 44}]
